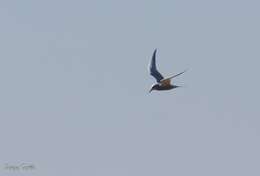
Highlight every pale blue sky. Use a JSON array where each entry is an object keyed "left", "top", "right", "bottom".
[{"left": 1, "top": 0, "right": 260, "bottom": 176}]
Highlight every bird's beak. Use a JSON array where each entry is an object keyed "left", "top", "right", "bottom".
[{"left": 149, "top": 88, "right": 153, "bottom": 93}]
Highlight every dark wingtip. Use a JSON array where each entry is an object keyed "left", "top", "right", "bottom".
[
  {"left": 152, "top": 49, "right": 157, "bottom": 59},
  {"left": 173, "top": 85, "right": 181, "bottom": 89}
]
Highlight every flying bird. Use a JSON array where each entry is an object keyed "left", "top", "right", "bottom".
[{"left": 149, "top": 49, "right": 186, "bottom": 93}]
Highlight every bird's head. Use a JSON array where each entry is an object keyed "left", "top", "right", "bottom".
[{"left": 149, "top": 84, "right": 159, "bottom": 93}]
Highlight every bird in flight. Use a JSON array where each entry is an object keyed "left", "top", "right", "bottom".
[{"left": 149, "top": 49, "right": 187, "bottom": 93}]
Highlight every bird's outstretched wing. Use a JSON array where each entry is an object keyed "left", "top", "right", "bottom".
[
  {"left": 149, "top": 49, "right": 164, "bottom": 82},
  {"left": 164, "top": 69, "right": 187, "bottom": 80},
  {"left": 160, "top": 70, "right": 187, "bottom": 86}
]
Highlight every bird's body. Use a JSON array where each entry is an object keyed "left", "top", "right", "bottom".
[
  {"left": 149, "top": 49, "right": 186, "bottom": 92},
  {"left": 150, "top": 84, "right": 177, "bottom": 91}
]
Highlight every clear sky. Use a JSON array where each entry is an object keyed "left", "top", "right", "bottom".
[{"left": 0, "top": 0, "right": 260, "bottom": 176}]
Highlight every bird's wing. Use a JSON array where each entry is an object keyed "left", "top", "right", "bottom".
[
  {"left": 149, "top": 49, "right": 164, "bottom": 82},
  {"left": 160, "top": 70, "right": 187, "bottom": 86}
]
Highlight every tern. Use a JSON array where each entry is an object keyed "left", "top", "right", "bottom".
[{"left": 149, "top": 49, "right": 186, "bottom": 93}]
